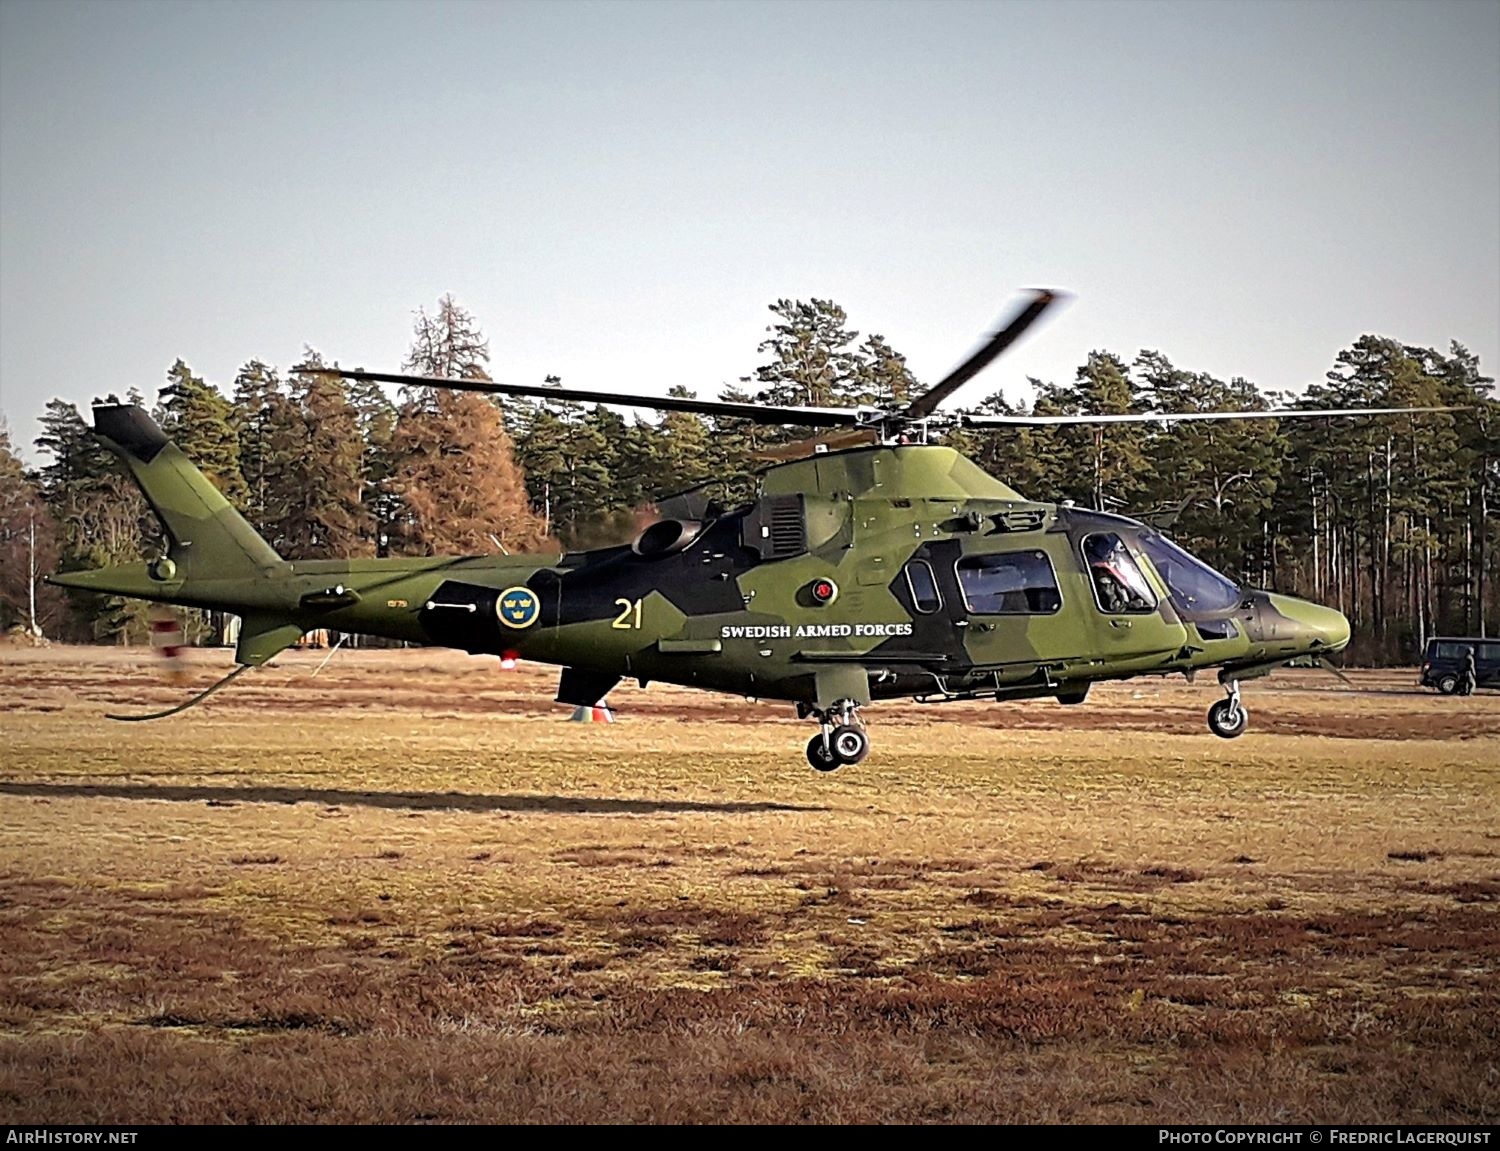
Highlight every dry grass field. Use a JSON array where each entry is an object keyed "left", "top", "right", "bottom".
[{"left": 1, "top": 644, "right": 1496, "bottom": 1124}]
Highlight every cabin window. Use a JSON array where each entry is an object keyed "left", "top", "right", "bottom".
[
  {"left": 1082, "top": 533, "right": 1156, "bottom": 614},
  {"left": 904, "top": 560, "right": 942, "bottom": 614},
  {"left": 1195, "top": 619, "right": 1237, "bottom": 642},
  {"left": 956, "top": 550, "right": 1061, "bottom": 615}
]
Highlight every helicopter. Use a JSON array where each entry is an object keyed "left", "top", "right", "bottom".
[{"left": 49, "top": 290, "right": 1456, "bottom": 769}]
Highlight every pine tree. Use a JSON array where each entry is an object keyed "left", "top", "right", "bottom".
[
  {"left": 944, "top": 386, "right": 1056, "bottom": 503},
  {"left": 387, "top": 300, "right": 549, "bottom": 554},
  {"left": 405, "top": 294, "right": 491, "bottom": 381},
  {"left": 855, "top": 333, "right": 917, "bottom": 408},
  {"left": 388, "top": 390, "right": 551, "bottom": 554},
  {"left": 158, "top": 359, "right": 250, "bottom": 509},
  {"left": 1071, "top": 351, "right": 1150, "bottom": 512},
  {"left": 267, "top": 352, "right": 374, "bottom": 559},
  {"left": 34, "top": 400, "right": 149, "bottom": 642},
  {"left": 344, "top": 374, "right": 398, "bottom": 553},
  {"left": 746, "top": 299, "right": 866, "bottom": 441},
  {"left": 511, "top": 392, "right": 570, "bottom": 539},
  {"left": 976, "top": 356, "right": 1148, "bottom": 510},
  {"left": 574, "top": 405, "right": 643, "bottom": 545},
  {"left": 1269, "top": 335, "right": 1492, "bottom": 659},
  {"left": 230, "top": 359, "right": 281, "bottom": 537},
  {"left": 1134, "top": 350, "right": 1283, "bottom": 580},
  {"left": 711, "top": 382, "right": 778, "bottom": 474},
  {"left": 1430, "top": 343, "right": 1499, "bottom": 635},
  {"left": 531, "top": 402, "right": 613, "bottom": 548},
  {"left": 651, "top": 386, "right": 716, "bottom": 497},
  {"left": 0, "top": 426, "right": 64, "bottom": 636}
]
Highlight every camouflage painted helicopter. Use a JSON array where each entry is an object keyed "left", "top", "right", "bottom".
[{"left": 50, "top": 291, "right": 1452, "bottom": 769}]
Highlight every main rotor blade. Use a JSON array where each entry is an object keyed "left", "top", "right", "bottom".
[
  {"left": 902, "top": 289, "right": 1068, "bottom": 421},
  {"left": 961, "top": 405, "right": 1464, "bottom": 428},
  {"left": 325, "top": 369, "right": 863, "bottom": 428}
]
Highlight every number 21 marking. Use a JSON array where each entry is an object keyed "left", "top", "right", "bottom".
[{"left": 612, "top": 597, "right": 643, "bottom": 629}]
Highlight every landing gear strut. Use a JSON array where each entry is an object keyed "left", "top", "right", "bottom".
[
  {"left": 805, "top": 700, "right": 870, "bottom": 771},
  {"left": 1207, "top": 679, "right": 1248, "bottom": 739}
]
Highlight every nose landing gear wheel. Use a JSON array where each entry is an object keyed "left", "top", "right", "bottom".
[{"left": 1207, "top": 698, "right": 1248, "bottom": 739}]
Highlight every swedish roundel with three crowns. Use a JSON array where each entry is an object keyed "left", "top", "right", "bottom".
[{"left": 497, "top": 586, "right": 540, "bottom": 629}]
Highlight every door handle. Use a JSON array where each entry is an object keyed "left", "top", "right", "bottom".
[{"left": 1111, "top": 619, "right": 1133, "bottom": 629}]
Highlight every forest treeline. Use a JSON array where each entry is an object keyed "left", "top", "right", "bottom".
[{"left": 1, "top": 295, "right": 1495, "bottom": 664}]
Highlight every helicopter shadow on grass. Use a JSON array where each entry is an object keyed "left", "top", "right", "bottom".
[{"left": 0, "top": 782, "right": 829, "bottom": 816}]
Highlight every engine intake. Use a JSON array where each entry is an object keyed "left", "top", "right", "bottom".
[{"left": 632, "top": 518, "right": 702, "bottom": 558}]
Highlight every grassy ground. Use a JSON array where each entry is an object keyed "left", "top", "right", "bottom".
[{"left": 1, "top": 646, "right": 1496, "bottom": 1123}]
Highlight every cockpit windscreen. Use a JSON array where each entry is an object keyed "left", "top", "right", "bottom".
[{"left": 1138, "top": 532, "right": 1241, "bottom": 613}]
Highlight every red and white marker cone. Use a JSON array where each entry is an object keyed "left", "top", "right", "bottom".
[
  {"left": 568, "top": 699, "right": 615, "bottom": 723},
  {"left": 147, "top": 604, "right": 188, "bottom": 686}
]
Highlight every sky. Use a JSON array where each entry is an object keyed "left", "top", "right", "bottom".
[{"left": 1, "top": 0, "right": 1497, "bottom": 458}]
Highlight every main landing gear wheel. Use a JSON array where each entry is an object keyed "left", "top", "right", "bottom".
[
  {"left": 807, "top": 734, "right": 840, "bottom": 772},
  {"left": 830, "top": 724, "right": 870, "bottom": 765},
  {"left": 805, "top": 700, "right": 871, "bottom": 771},
  {"left": 805, "top": 725, "right": 871, "bottom": 771},
  {"left": 1207, "top": 696, "right": 1248, "bottom": 739}
]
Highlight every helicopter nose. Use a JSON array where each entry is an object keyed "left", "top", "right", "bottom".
[
  {"left": 1303, "top": 601, "right": 1351, "bottom": 653},
  {"left": 1324, "top": 607, "right": 1352, "bottom": 652},
  {"left": 1272, "top": 596, "right": 1351, "bottom": 655}
]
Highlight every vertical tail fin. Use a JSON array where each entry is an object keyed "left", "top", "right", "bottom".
[{"left": 93, "top": 404, "right": 282, "bottom": 579}]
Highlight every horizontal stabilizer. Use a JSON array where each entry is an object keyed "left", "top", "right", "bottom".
[{"left": 235, "top": 615, "right": 305, "bottom": 667}]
